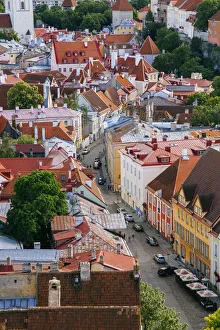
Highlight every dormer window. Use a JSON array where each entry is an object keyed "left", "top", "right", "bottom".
[
  {"left": 21, "top": 0, "right": 25, "bottom": 9},
  {"left": 178, "top": 194, "right": 185, "bottom": 205},
  {"left": 73, "top": 52, "right": 78, "bottom": 56},
  {"left": 191, "top": 149, "right": 205, "bottom": 156},
  {"left": 62, "top": 58, "right": 67, "bottom": 64},
  {"left": 73, "top": 59, "right": 78, "bottom": 64},
  {"left": 80, "top": 51, "right": 85, "bottom": 56},
  {"left": 66, "top": 51, "right": 71, "bottom": 57},
  {"left": 157, "top": 156, "right": 170, "bottom": 163},
  {"left": 194, "top": 205, "right": 202, "bottom": 217}
]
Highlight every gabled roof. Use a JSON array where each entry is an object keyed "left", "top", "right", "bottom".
[
  {"left": 51, "top": 215, "right": 76, "bottom": 232},
  {"left": 118, "top": 56, "right": 157, "bottom": 78},
  {"left": 0, "top": 14, "right": 12, "bottom": 28},
  {"left": 53, "top": 41, "right": 103, "bottom": 65},
  {"left": 81, "top": 89, "right": 110, "bottom": 114},
  {"left": 62, "top": 0, "right": 77, "bottom": 7},
  {"left": 98, "top": 34, "right": 135, "bottom": 45},
  {"left": 209, "top": 10, "right": 220, "bottom": 21},
  {"left": 112, "top": 0, "right": 133, "bottom": 11},
  {"left": 179, "top": 149, "right": 220, "bottom": 222},
  {"left": 97, "top": 91, "right": 119, "bottom": 112},
  {"left": 139, "top": 5, "right": 151, "bottom": 12},
  {"left": 115, "top": 74, "right": 137, "bottom": 94},
  {"left": 0, "top": 115, "right": 9, "bottom": 134},
  {"left": 105, "top": 87, "right": 121, "bottom": 106},
  {"left": 140, "top": 36, "right": 160, "bottom": 55},
  {"left": 180, "top": 0, "right": 202, "bottom": 11}
]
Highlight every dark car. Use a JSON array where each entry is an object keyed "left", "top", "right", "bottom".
[
  {"left": 98, "top": 177, "right": 105, "bottom": 185},
  {"left": 133, "top": 224, "right": 143, "bottom": 232},
  {"left": 146, "top": 235, "right": 159, "bottom": 246},
  {"left": 200, "top": 299, "right": 218, "bottom": 311},
  {"left": 158, "top": 266, "right": 177, "bottom": 276}
]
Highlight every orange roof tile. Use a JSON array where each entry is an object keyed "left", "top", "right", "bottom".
[
  {"left": 53, "top": 41, "right": 103, "bottom": 65},
  {"left": 139, "top": 5, "right": 150, "bottom": 12},
  {"left": 140, "top": 36, "right": 160, "bottom": 55},
  {"left": 81, "top": 89, "right": 110, "bottom": 114},
  {"left": 98, "top": 34, "right": 135, "bottom": 45},
  {"left": 0, "top": 14, "right": 12, "bottom": 28},
  {"left": 62, "top": 0, "right": 77, "bottom": 7},
  {"left": 112, "top": 0, "right": 133, "bottom": 11},
  {"left": 96, "top": 91, "right": 118, "bottom": 112},
  {"left": 0, "top": 115, "right": 8, "bottom": 134},
  {"left": 115, "top": 74, "right": 136, "bottom": 94},
  {"left": 51, "top": 215, "right": 76, "bottom": 232},
  {"left": 210, "top": 10, "right": 220, "bottom": 21}
]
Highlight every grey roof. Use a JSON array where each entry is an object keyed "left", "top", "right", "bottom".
[
  {"left": 0, "top": 202, "right": 11, "bottom": 217},
  {"left": 94, "top": 213, "right": 127, "bottom": 229},
  {"left": 0, "top": 249, "right": 60, "bottom": 263},
  {"left": 0, "top": 235, "right": 23, "bottom": 249}
]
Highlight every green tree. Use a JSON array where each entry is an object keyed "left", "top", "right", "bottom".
[
  {"left": 179, "top": 57, "right": 204, "bottom": 78},
  {"left": 203, "top": 307, "right": 220, "bottom": 330},
  {"left": 140, "top": 281, "right": 188, "bottom": 330},
  {"left": 0, "top": 0, "right": 4, "bottom": 13},
  {"left": 130, "top": 0, "right": 149, "bottom": 10},
  {"left": 212, "top": 76, "right": 220, "bottom": 96},
  {"left": 186, "top": 92, "right": 211, "bottom": 105},
  {"left": 0, "top": 133, "right": 16, "bottom": 158},
  {"left": 7, "top": 171, "right": 68, "bottom": 246},
  {"left": 142, "top": 22, "right": 164, "bottom": 40},
  {"left": 7, "top": 82, "right": 44, "bottom": 110},
  {"left": 16, "top": 134, "right": 36, "bottom": 144},
  {"left": 156, "top": 27, "right": 181, "bottom": 52},
  {"left": 145, "top": 10, "right": 154, "bottom": 22},
  {"left": 152, "top": 52, "right": 176, "bottom": 73},
  {"left": 195, "top": 0, "right": 220, "bottom": 31},
  {"left": 0, "top": 28, "right": 19, "bottom": 41}
]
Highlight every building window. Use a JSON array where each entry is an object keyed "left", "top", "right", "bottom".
[
  {"left": 139, "top": 188, "right": 140, "bottom": 199},
  {"left": 186, "top": 214, "right": 188, "bottom": 224},
  {"left": 134, "top": 167, "right": 136, "bottom": 176},
  {"left": 127, "top": 179, "right": 129, "bottom": 190},
  {"left": 123, "top": 160, "right": 125, "bottom": 168},
  {"left": 167, "top": 223, "right": 171, "bottom": 235},
  {"left": 181, "top": 211, "right": 184, "bottom": 220},
  {"left": 134, "top": 185, "right": 136, "bottom": 196},
  {"left": 190, "top": 217, "right": 194, "bottom": 228},
  {"left": 162, "top": 203, "right": 165, "bottom": 214},
  {"left": 181, "top": 227, "right": 185, "bottom": 239},
  {"left": 190, "top": 233, "right": 194, "bottom": 247},
  {"left": 123, "top": 177, "right": 125, "bottom": 187},
  {"left": 80, "top": 191, "right": 84, "bottom": 196},
  {"left": 178, "top": 194, "right": 185, "bottom": 205},
  {"left": 138, "top": 171, "right": 140, "bottom": 180},
  {"left": 153, "top": 196, "right": 156, "bottom": 206},
  {"left": 190, "top": 252, "right": 194, "bottom": 265},
  {"left": 63, "top": 68, "right": 66, "bottom": 72},
  {"left": 206, "top": 228, "right": 209, "bottom": 238},
  {"left": 69, "top": 68, "right": 72, "bottom": 72},
  {"left": 181, "top": 244, "right": 186, "bottom": 258},
  {"left": 131, "top": 182, "right": 133, "bottom": 194},
  {"left": 178, "top": 208, "right": 180, "bottom": 218},
  {"left": 186, "top": 229, "right": 189, "bottom": 243},
  {"left": 58, "top": 68, "right": 62, "bottom": 72},
  {"left": 162, "top": 220, "right": 165, "bottom": 232},
  {"left": 194, "top": 205, "right": 202, "bottom": 217},
  {"left": 8, "top": 1, "right": 10, "bottom": 9},
  {"left": 215, "top": 261, "right": 218, "bottom": 272},
  {"left": 61, "top": 174, "right": 66, "bottom": 182},
  {"left": 197, "top": 222, "right": 200, "bottom": 232},
  {"left": 205, "top": 245, "right": 209, "bottom": 258},
  {"left": 149, "top": 193, "right": 152, "bottom": 203},
  {"left": 131, "top": 165, "right": 132, "bottom": 174},
  {"left": 167, "top": 207, "right": 170, "bottom": 217},
  {"left": 201, "top": 225, "right": 204, "bottom": 235},
  {"left": 215, "top": 244, "right": 218, "bottom": 257},
  {"left": 21, "top": 1, "right": 25, "bottom": 9}
]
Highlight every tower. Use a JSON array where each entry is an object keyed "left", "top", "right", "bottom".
[
  {"left": 5, "top": 0, "right": 34, "bottom": 41},
  {"left": 112, "top": 0, "right": 133, "bottom": 31}
]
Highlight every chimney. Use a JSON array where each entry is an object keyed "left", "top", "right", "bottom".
[
  {"left": 151, "top": 137, "right": 157, "bottom": 144},
  {"left": 84, "top": 41, "right": 88, "bottom": 48},
  {"left": 206, "top": 140, "right": 212, "bottom": 147},
  {"left": 36, "top": 263, "right": 42, "bottom": 272},
  {"left": 152, "top": 143, "right": 158, "bottom": 151},
  {"left": 91, "top": 248, "right": 96, "bottom": 261},
  {"left": 0, "top": 106, "right": 3, "bottom": 112},
  {"left": 29, "top": 121, "right": 33, "bottom": 127},
  {"left": 22, "top": 263, "right": 31, "bottom": 273},
  {"left": 48, "top": 277, "right": 61, "bottom": 307},
  {"left": 68, "top": 170, "right": 71, "bottom": 179},
  {"left": 135, "top": 53, "right": 141, "bottom": 66},
  {"left": 29, "top": 148, "right": 33, "bottom": 157},
  {"left": 165, "top": 146, "right": 171, "bottom": 153},
  {"left": 34, "top": 242, "right": 41, "bottom": 249},
  {"left": 42, "top": 127, "right": 46, "bottom": 141},
  {"left": 34, "top": 126, "right": 38, "bottom": 140},
  {"left": 201, "top": 132, "right": 206, "bottom": 138},
  {"left": 100, "top": 253, "right": 104, "bottom": 264},
  {"left": 111, "top": 49, "right": 118, "bottom": 69},
  {"left": 184, "top": 136, "right": 189, "bottom": 139},
  {"left": 68, "top": 244, "right": 73, "bottom": 258},
  {"left": 116, "top": 243, "right": 121, "bottom": 254},
  {"left": 7, "top": 257, "right": 11, "bottom": 265},
  {"left": 57, "top": 87, "right": 60, "bottom": 99},
  {"left": 182, "top": 148, "right": 189, "bottom": 160},
  {"left": 163, "top": 137, "right": 167, "bottom": 141},
  {"left": 50, "top": 262, "right": 59, "bottom": 272},
  {"left": 12, "top": 115, "right": 16, "bottom": 129},
  {"left": 38, "top": 105, "right": 41, "bottom": 110},
  {"left": 80, "top": 262, "right": 90, "bottom": 281}
]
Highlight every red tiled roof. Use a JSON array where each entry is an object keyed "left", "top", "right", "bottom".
[
  {"left": 115, "top": 74, "right": 136, "bottom": 94},
  {"left": 209, "top": 10, "right": 220, "bottom": 21},
  {"left": 81, "top": 89, "right": 110, "bottom": 114},
  {"left": 15, "top": 144, "right": 45, "bottom": 153},
  {"left": 52, "top": 215, "right": 76, "bottom": 232},
  {"left": 53, "top": 41, "right": 103, "bottom": 65},
  {"left": 0, "top": 14, "right": 12, "bottom": 28},
  {"left": 112, "top": 0, "right": 133, "bottom": 11},
  {"left": 53, "top": 229, "right": 79, "bottom": 242},
  {"left": 139, "top": 5, "right": 150, "bottom": 12},
  {"left": 98, "top": 34, "right": 135, "bottom": 45},
  {"left": 0, "top": 115, "right": 9, "bottom": 134},
  {"left": 140, "top": 36, "right": 160, "bottom": 55},
  {"left": 180, "top": 0, "right": 202, "bottom": 11},
  {"left": 0, "top": 158, "right": 51, "bottom": 176},
  {"left": 62, "top": 0, "right": 77, "bottom": 7},
  {"left": 118, "top": 56, "right": 157, "bottom": 78}
]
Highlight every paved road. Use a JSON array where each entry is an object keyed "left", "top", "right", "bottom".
[{"left": 82, "top": 137, "right": 209, "bottom": 330}]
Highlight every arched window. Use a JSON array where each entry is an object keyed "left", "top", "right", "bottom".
[
  {"left": 21, "top": 1, "right": 25, "bottom": 9},
  {"left": 8, "top": 1, "right": 10, "bottom": 10}
]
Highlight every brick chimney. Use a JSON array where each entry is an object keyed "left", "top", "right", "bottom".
[
  {"left": 151, "top": 137, "right": 157, "bottom": 144},
  {"left": 206, "top": 140, "right": 212, "bottom": 147},
  {"left": 48, "top": 277, "right": 61, "bottom": 307},
  {"left": 165, "top": 146, "right": 171, "bottom": 153},
  {"left": 152, "top": 143, "right": 158, "bottom": 151}
]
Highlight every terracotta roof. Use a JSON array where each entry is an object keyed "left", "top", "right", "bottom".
[
  {"left": 210, "top": 10, "right": 220, "bottom": 21},
  {"left": 112, "top": 0, "right": 133, "bottom": 11},
  {"left": 184, "top": 78, "right": 212, "bottom": 87},
  {"left": 34, "top": 28, "right": 47, "bottom": 38},
  {"left": 178, "top": 149, "right": 220, "bottom": 222},
  {"left": 105, "top": 87, "right": 121, "bottom": 106},
  {"left": 65, "top": 68, "right": 88, "bottom": 84},
  {"left": 140, "top": 36, "right": 160, "bottom": 55},
  {"left": 53, "top": 41, "right": 103, "bottom": 65},
  {"left": 147, "top": 156, "right": 200, "bottom": 202},
  {"left": 0, "top": 158, "right": 51, "bottom": 176},
  {"left": 22, "top": 73, "right": 53, "bottom": 84},
  {"left": 115, "top": 74, "right": 136, "bottom": 94},
  {"left": 53, "top": 229, "right": 80, "bottom": 242},
  {"left": 110, "top": 123, "right": 134, "bottom": 142},
  {"left": 62, "top": 0, "right": 77, "bottom": 7},
  {"left": 15, "top": 144, "right": 45, "bottom": 154},
  {"left": 98, "top": 34, "right": 135, "bottom": 45},
  {"left": 31, "top": 70, "right": 66, "bottom": 82},
  {"left": 81, "top": 89, "right": 110, "bottom": 114},
  {"left": 97, "top": 91, "right": 118, "bottom": 112},
  {"left": 0, "top": 14, "right": 12, "bottom": 28},
  {"left": 0, "top": 84, "right": 12, "bottom": 109},
  {"left": 52, "top": 215, "right": 76, "bottom": 232},
  {"left": 0, "top": 115, "right": 9, "bottom": 134},
  {"left": 180, "top": 0, "right": 202, "bottom": 11},
  {"left": 118, "top": 56, "right": 157, "bottom": 79},
  {"left": 84, "top": 59, "right": 106, "bottom": 78}
]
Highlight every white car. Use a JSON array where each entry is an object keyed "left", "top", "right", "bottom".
[
  {"left": 154, "top": 254, "right": 166, "bottom": 264},
  {"left": 117, "top": 208, "right": 127, "bottom": 215},
  {"left": 125, "top": 214, "right": 134, "bottom": 222},
  {"left": 82, "top": 148, "right": 90, "bottom": 155}
]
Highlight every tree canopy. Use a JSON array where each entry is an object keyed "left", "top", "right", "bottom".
[
  {"left": 130, "top": 0, "right": 149, "bottom": 10},
  {"left": 7, "top": 82, "right": 44, "bottom": 110},
  {"left": 140, "top": 281, "right": 188, "bottom": 330},
  {"left": 0, "top": 133, "right": 16, "bottom": 158},
  {"left": 204, "top": 308, "right": 220, "bottom": 330},
  {"left": 155, "top": 27, "right": 181, "bottom": 53},
  {"left": 195, "top": 0, "right": 220, "bottom": 31},
  {"left": 212, "top": 76, "right": 220, "bottom": 97},
  {"left": 15, "top": 134, "right": 36, "bottom": 144},
  {"left": 7, "top": 171, "right": 68, "bottom": 246},
  {"left": 35, "top": 1, "right": 111, "bottom": 31},
  {"left": 0, "top": 28, "right": 19, "bottom": 41}
]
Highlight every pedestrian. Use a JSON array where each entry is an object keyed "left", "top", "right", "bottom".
[
  {"left": 132, "top": 234, "right": 134, "bottom": 240},
  {"left": 90, "top": 165, "right": 92, "bottom": 168},
  {"left": 128, "top": 235, "right": 131, "bottom": 242}
]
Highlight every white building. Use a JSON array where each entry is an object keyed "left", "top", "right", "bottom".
[
  {"left": 112, "top": 0, "right": 134, "bottom": 31},
  {"left": 5, "top": 0, "right": 34, "bottom": 41},
  {"left": 119, "top": 143, "right": 178, "bottom": 215},
  {"left": 33, "top": 0, "right": 62, "bottom": 9}
]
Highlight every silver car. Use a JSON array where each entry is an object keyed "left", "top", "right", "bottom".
[{"left": 125, "top": 214, "right": 134, "bottom": 222}]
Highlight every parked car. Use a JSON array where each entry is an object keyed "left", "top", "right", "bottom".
[
  {"left": 82, "top": 148, "right": 90, "bottom": 155},
  {"left": 117, "top": 208, "right": 127, "bottom": 216},
  {"left": 146, "top": 235, "right": 159, "bottom": 246},
  {"left": 154, "top": 254, "right": 166, "bottom": 264},
  {"left": 93, "top": 160, "right": 102, "bottom": 169},
  {"left": 158, "top": 266, "right": 177, "bottom": 276},
  {"left": 133, "top": 223, "right": 143, "bottom": 232},
  {"left": 98, "top": 177, "right": 105, "bottom": 185},
  {"left": 125, "top": 214, "right": 134, "bottom": 222},
  {"left": 200, "top": 299, "right": 217, "bottom": 311}
]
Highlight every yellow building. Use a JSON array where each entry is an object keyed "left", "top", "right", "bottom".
[
  {"left": 105, "top": 124, "right": 134, "bottom": 191},
  {"left": 172, "top": 148, "right": 220, "bottom": 279},
  {"left": 114, "top": 19, "right": 136, "bottom": 35}
]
